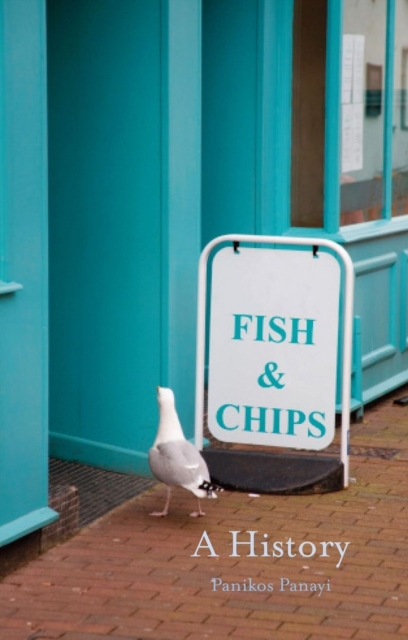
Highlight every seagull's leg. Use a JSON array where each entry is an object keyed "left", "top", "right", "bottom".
[
  {"left": 150, "top": 486, "right": 171, "bottom": 517},
  {"left": 190, "top": 498, "right": 206, "bottom": 518}
]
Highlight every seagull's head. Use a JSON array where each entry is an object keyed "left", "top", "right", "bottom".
[{"left": 156, "top": 386, "right": 175, "bottom": 408}]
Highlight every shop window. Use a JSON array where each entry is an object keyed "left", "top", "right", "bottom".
[
  {"left": 392, "top": 0, "right": 408, "bottom": 217},
  {"left": 340, "top": 0, "right": 386, "bottom": 226},
  {"left": 291, "top": 0, "right": 327, "bottom": 228}
]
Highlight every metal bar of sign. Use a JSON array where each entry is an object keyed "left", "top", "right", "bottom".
[{"left": 195, "top": 235, "right": 355, "bottom": 489}]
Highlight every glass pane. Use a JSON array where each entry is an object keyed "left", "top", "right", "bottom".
[
  {"left": 291, "top": 0, "right": 327, "bottom": 228},
  {"left": 392, "top": 0, "right": 408, "bottom": 217},
  {"left": 340, "top": 0, "right": 387, "bottom": 226}
]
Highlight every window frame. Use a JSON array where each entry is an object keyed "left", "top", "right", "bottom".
[{"left": 285, "top": 0, "right": 408, "bottom": 242}]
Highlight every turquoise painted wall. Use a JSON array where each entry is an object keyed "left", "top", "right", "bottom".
[
  {"left": 48, "top": 0, "right": 201, "bottom": 473},
  {"left": 0, "top": 0, "right": 57, "bottom": 545},
  {"left": 344, "top": 227, "right": 408, "bottom": 408}
]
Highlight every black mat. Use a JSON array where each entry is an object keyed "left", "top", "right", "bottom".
[{"left": 202, "top": 449, "right": 344, "bottom": 495}]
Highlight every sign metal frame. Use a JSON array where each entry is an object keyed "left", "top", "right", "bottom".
[{"left": 195, "top": 235, "right": 355, "bottom": 488}]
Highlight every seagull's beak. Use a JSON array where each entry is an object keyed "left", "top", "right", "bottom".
[{"left": 156, "top": 386, "right": 160, "bottom": 391}]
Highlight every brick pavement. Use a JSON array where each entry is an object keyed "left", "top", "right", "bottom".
[{"left": 1, "top": 385, "right": 408, "bottom": 640}]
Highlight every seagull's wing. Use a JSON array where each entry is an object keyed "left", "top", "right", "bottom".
[{"left": 149, "top": 439, "right": 210, "bottom": 497}]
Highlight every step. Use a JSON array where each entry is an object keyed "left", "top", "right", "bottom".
[{"left": 202, "top": 448, "right": 344, "bottom": 495}]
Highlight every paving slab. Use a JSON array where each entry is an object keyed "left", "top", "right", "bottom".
[{"left": 1, "top": 384, "right": 408, "bottom": 639}]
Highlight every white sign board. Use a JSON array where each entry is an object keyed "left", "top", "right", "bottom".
[{"left": 207, "top": 246, "right": 341, "bottom": 450}]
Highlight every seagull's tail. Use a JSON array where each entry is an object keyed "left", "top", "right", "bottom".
[{"left": 198, "top": 479, "right": 224, "bottom": 499}]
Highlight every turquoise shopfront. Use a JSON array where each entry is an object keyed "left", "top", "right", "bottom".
[
  {"left": 0, "top": 0, "right": 407, "bottom": 546},
  {"left": 202, "top": 0, "right": 408, "bottom": 415}
]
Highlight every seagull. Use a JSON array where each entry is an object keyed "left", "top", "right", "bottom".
[{"left": 148, "top": 386, "right": 223, "bottom": 517}]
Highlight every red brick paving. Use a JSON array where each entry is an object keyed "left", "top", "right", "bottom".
[{"left": 1, "top": 385, "right": 408, "bottom": 639}]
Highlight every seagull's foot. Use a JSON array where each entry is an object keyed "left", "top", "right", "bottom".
[
  {"left": 190, "top": 498, "right": 206, "bottom": 517},
  {"left": 149, "top": 487, "right": 171, "bottom": 517}
]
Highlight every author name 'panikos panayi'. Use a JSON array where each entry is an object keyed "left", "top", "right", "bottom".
[
  {"left": 211, "top": 577, "right": 331, "bottom": 596},
  {"left": 191, "top": 531, "right": 350, "bottom": 568}
]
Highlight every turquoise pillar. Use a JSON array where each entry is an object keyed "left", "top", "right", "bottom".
[
  {"left": 0, "top": 0, "right": 57, "bottom": 545},
  {"left": 202, "top": 0, "right": 293, "bottom": 244},
  {"left": 160, "top": 0, "right": 202, "bottom": 414}
]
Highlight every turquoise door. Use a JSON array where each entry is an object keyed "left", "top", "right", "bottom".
[{"left": 202, "top": 0, "right": 408, "bottom": 411}]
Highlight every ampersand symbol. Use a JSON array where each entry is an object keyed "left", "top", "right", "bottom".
[{"left": 257, "top": 361, "right": 285, "bottom": 389}]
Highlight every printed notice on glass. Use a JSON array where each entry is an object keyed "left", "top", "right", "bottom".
[
  {"left": 352, "top": 36, "right": 365, "bottom": 104},
  {"left": 342, "top": 35, "right": 354, "bottom": 104},
  {"left": 342, "top": 34, "right": 365, "bottom": 104},
  {"left": 342, "top": 104, "right": 354, "bottom": 172},
  {"left": 351, "top": 103, "right": 363, "bottom": 169},
  {"left": 342, "top": 34, "right": 365, "bottom": 172},
  {"left": 342, "top": 103, "right": 364, "bottom": 173}
]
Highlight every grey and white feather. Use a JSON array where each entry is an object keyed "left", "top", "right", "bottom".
[{"left": 148, "top": 386, "right": 222, "bottom": 517}]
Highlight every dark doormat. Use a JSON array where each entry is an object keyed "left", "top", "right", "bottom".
[{"left": 202, "top": 449, "right": 344, "bottom": 495}]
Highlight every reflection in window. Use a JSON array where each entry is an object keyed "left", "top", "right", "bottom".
[
  {"left": 392, "top": 0, "right": 408, "bottom": 217},
  {"left": 340, "top": 0, "right": 386, "bottom": 226}
]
